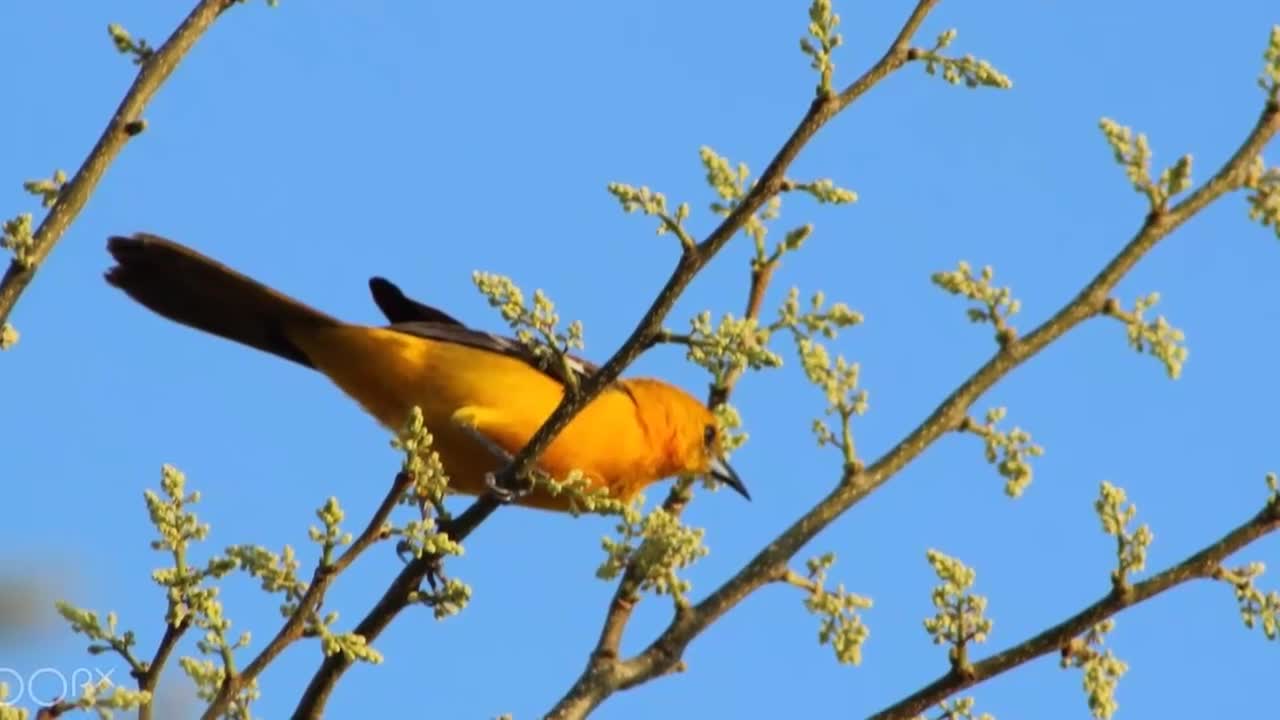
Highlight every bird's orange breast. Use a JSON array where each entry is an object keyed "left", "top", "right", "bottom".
[{"left": 285, "top": 325, "right": 666, "bottom": 509}]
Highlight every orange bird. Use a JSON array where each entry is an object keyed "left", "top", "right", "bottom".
[{"left": 104, "top": 234, "right": 747, "bottom": 511}]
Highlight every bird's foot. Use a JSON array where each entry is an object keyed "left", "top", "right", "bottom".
[
  {"left": 457, "top": 422, "right": 515, "bottom": 463},
  {"left": 423, "top": 555, "right": 448, "bottom": 590},
  {"left": 485, "top": 471, "right": 532, "bottom": 504},
  {"left": 395, "top": 539, "right": 448, "bottom": 589}
]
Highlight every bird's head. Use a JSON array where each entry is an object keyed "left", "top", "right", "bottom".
[
  {"left": 692, "top": 415, "right": 750, "bottom": 501},
  {"left": 633, "top": 379, "right": 750, "bottom": 501}
]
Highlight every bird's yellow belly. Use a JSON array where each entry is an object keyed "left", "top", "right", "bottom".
[{"left": 287, "top": 325, "right": 653, "bottom": 510}]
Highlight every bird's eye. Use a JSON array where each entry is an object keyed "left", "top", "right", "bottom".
[{"left": 703, "top": 424, "right": 717, "bottom": 447}]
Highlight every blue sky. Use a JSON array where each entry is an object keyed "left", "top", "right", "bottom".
[{"left": 2, "top": 1, "right": 1277, "bottom": 718}]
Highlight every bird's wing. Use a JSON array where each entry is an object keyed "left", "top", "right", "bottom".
[
  {"left": 368, "top": 277, "right": 467, "bottom": 326},
  {"left": 369, "top": 277, "right": 601, "bottom": 387},
  {"left": 388, "top": 320, "right": 600, "bottom": 385}
]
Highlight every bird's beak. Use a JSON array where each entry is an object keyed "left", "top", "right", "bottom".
[{"left": 709, "top": 456, "right": 750, "bottom": 501}]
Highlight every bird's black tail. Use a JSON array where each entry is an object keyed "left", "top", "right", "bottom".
[{"left": 105, "top": 233, "right": 339, "bottom": 367}]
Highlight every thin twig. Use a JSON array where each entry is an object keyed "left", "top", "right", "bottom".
[
  {"left": 39, "top": 615, "right": 191, "bottom": 719},
  {"left": 35, "top": 702, "right": 75, "bottom": 719},
  {"left": 711, "top": 257, "right": 778, "bottom": 408},
  {"left": 198, "top": 471, "right": 411, "bottom": 720},
  {"left": 0, "top": 0, "right": 244, "bottom": 330},
  {"left": 870, "top": 500, "right": 1280, "bottom": 720},
  {"left": 137, "top": 616, "right": 190, "bottom": 720},
  {"left": 290, "top": 492, "right": 499, "bottom": 718}
]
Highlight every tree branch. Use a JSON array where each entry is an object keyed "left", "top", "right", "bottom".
[
  {"left": 291, "top": 553, "right": 430, "bottom": 716},
  {"left": 546, "top": 45, "right": 1280, "bottom": 720},
  {"left": 482, "top": 0, "right": 941, "bottom": 502},
  {"left": 545, "top": 2, "right": 945, "bottom": 716},
  {"left": 137, "top": 616, "right": 190, "bottom": 720},
  {"left": 870, "top": 498, "right": 1280, "bottom": 720},
  {"left": 198, "top": 470, "right": 411, "bottom": 720},
  {"left": 0, "top": 0, "right": 244, "bottom": 331}
]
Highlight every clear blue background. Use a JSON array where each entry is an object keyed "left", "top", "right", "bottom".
[{"left": 2, "top": 1, "right": 1277, "bottom": 718}]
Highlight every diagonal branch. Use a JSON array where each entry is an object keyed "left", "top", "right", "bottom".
[
  {"left": 0, "top": 0, "right": 245, "bottom": 330},
  {"left": 482, "top": 0, "right": 942, "bottom": 503},
  {"left": 550, "top": 55, "right": 1280, "bottom": 720},
  {"left": 136, "top": 616, "right": 190, "bottom": 720},
  {"left": 290, "top": 497, "right": 463, "bottom": 718},
  {"left": 198, "top": 471, "right": 412, "bottom": 720},
  {"left": 546, "top": 1, "right": 945, "bottom": 716},
  {"left": 870, "top": 498, "right": 1280, "bottom": 720}
]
